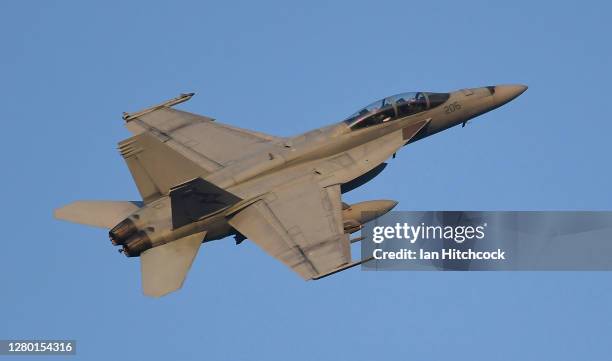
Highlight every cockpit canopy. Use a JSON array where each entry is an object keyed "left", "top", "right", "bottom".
[{"left": 343, "top": 92, "right": 450, "bottom": 130}]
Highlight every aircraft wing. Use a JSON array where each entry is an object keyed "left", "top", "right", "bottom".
[
  {"left": 124, "top": 102, "right": 280, "bottom": 173},
  {"left": 228, "top": 176, "right": 350, "bottom": 279},
  {"left": 120, "top": 94, "right": 281, "bottom": 202}
]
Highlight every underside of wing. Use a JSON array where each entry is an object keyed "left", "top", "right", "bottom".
[
  {"left": 119, "top": 94, "right": 282, "bottom": 202},
  {"left": 228, "top": 177, "right": 350, "bottom": 279},
  {"left": 124, "top": 98, "right": 280, "bottom": 170}
]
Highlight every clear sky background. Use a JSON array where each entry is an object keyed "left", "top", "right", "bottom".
[{"left": 1, "top": 1, "right": 611, "bottom": 360}]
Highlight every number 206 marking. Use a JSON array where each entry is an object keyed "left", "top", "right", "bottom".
[{"left": 444, "top": 101, "right": 461, "bottom": 114}]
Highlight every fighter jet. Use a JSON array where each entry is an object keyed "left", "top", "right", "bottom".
[{"left": 55, "top": 84, "right": 527, "bottom": 297}]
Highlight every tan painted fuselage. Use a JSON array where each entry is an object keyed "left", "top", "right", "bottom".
[{"left": 128, "top": 85, "right": 527, "bottom": 248}]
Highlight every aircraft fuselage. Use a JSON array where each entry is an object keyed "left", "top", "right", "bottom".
[{"left": 115, "top": 85, "right": 527, "bottom": 253}]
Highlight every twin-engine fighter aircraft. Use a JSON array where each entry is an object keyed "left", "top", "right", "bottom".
[{"left": 55, "top": 85, "right": 527, "bottom": 297}]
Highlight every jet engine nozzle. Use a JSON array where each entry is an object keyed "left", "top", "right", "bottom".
[
  {"left": 122, "top": 231, "right": 153, "bottom": 257},
  {"left": 342, "top": 200, "right": 398, "bottom": 233},
  {"left": 109, "top": 218, "right": 137, "bottom": 245}
]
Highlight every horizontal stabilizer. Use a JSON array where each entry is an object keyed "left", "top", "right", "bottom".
[
  {"left": 54, "top": 201, "right": 142, "bottom": 229},
  {"left": 170, "top": 178, "right": 241, "bottom": 229},
  {"left": 140, "top": 231, "right": 206, "bottom": 297}
]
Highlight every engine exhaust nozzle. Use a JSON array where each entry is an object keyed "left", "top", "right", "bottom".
[
  {"left": 109, "top": 218, "right": 137, "bottom": 245},
  {"left": 122, "top": 231, "right": 153, "bottom": 257}
]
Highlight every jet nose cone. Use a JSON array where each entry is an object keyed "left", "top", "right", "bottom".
[{"left": 492, "top": 84, "right": 528, "bottom": 106}]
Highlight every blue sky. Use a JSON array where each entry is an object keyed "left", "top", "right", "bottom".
[{"left": 1, "top": 0, "right": 611, "bottom": 360}]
